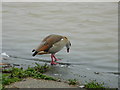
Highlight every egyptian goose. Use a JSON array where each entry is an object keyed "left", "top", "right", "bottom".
[{"left": 32, "top": 34, "right": 71, "bottom": 65}]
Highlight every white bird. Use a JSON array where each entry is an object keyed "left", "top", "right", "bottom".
[{"left": 32, "top": 34, "right": 71, "bottom": 65}]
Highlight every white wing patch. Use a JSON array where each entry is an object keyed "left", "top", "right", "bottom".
[{"left": 61, "top": 38, "right": 64, "bottom": 41}]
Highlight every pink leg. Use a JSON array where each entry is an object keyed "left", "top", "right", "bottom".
[
  {"left": 50, "top": 54, "right": 58, "bottom": 65},
  {"left": 52, "top": 54, "right": 61, "bottom": 61}
]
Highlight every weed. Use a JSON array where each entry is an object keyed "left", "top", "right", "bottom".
[
  {"left": 34, "top": 63, "right": 50, "bottom": 73},
  {"left": 68, "top": 79, "right": 78, "bottom": 85},
  {"left": 85, "top": 81, "right": 105, "bottom": 88},
  {"left": 2, "top": 63, "right": 56, "bottom": 89},
  {"left": 2, "top": 74, "right": 21, "bottom": 85}
]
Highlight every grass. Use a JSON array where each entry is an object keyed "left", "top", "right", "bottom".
[
  {"left": 85, "top": 80, "right": 105, "bottom": 88},
  {"left": 1, "top": 63, "right": 107, "bottom": 89},
  {"left": 2, "top": 63, "right": 56, "bottom": 89},
  {"left": 68, "top": 79, "right": 78, "bottom": 85},
  {"left": 0, "top": 73, "right": 2, "bottom": 90},
  {"left": 2, "top": 74, "right": 21, "bottom": 85},
  {"left": 67, "top": 79, "right": 106, "bottom": 88}
]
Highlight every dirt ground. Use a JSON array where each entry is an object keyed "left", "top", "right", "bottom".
[{"left": 5, "top": 77, "right": 78, "bottom": 88}]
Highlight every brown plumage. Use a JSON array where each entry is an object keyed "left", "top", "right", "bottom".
[{"left": 32, "top": 34, "right": 71, "bottom": 65}]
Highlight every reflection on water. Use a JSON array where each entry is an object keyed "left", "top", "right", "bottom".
[{"left": 2, "top": 2, "right": 118, "bottom": 73}]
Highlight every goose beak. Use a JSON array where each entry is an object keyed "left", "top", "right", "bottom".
[{"left": 67, "top": 48, "right": 69, "bottom": 53}]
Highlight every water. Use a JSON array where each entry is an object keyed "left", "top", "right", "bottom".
[{"left": 2, "top": 2, "right": 118, "bottom": 88}]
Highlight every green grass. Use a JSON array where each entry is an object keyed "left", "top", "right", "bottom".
[
  {"left": 2, "top": 63, "right": 107, "bottom": 89},
  {"left": 0, "top": 73, "right": 2, "bottom": 90},
  {"left": 85, "top": 81, "right": 105, "bottom": 88},
  {"left": 2, "top": 63, "right": 56, "bottom": 89},
  {"left": 68, "top": 79, "right": 78, "bottom": 85},
  {"left": 2, "top": 74, "right": 21, "bottom": 85}
]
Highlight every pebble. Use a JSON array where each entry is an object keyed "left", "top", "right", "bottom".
[{"left": 79, "top": 85, "right": 85, "bottom": 88}]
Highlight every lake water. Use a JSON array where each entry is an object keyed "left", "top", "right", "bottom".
[{"left": 2, "top": 2, "right": 118, "bottom": 88}]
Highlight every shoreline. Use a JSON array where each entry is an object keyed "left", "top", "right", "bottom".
[
  {"left": 1, "top": 63, "right": 79, "bottom": 89},
  {"left": 1, "top": 63, "right": 107, "bottom": 89}
]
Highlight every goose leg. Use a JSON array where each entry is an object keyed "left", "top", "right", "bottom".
[
  {"left": 52, "top": 54, "right": 61, "bottom": 61},
  {"left": 51, "top": 54, "right": 58, "bottom": 65}
]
